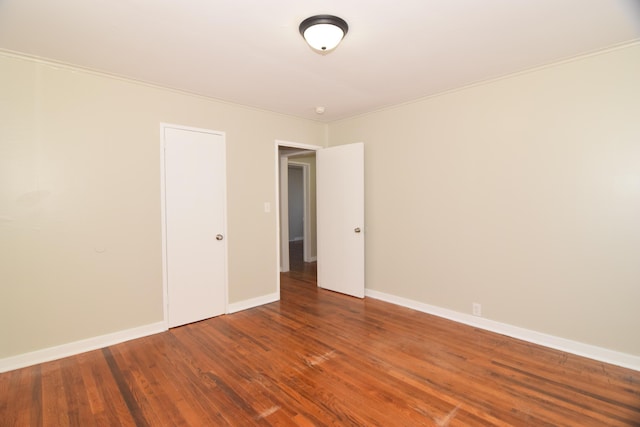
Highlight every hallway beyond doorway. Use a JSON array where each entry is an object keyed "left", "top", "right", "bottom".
[{"left": 286, "top": 240, "right": 316, "bottom": 285}]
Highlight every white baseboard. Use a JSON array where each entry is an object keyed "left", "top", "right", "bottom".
[
  {"left": 365, "top": 289, "right": 640, "bottom": 372},
  {"left": 227, "top": 292, "right": 279, "bottom": 314},
  {"left": 304, "top": 256, "right": 317, "bottom": 263},
  {"left": 7, "top": 293, "right": 635, "bottom": 373},
  {"left": 289, "top": 237, "right": 304, "bottom": 242},
  {"left": 0, "top": 321, "right": 166, "bottom": 373}
]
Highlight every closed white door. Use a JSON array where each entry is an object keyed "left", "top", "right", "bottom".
[
  {"left": 163, "top": 125, "right": 227, "bottom": 328},
  {"left": 317, "top": 142, "right": 365, "bottom": 298}
]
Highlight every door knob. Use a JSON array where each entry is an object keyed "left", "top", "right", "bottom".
[
  {"left": 216, "top": 234, "right": 224, "bottom": 241},
  {"left": 354, "top": 227, "right": 361, "bottom": 233}
]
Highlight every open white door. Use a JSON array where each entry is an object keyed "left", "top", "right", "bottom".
[
  {"left": 163, "top": 125, "right": 227, "bottom": 328},
  {"left": 316, "top": 142, "right": 365, "bottom": 298}
]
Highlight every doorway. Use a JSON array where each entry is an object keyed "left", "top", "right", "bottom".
[
  {"left": 276, "top": 141, "right": 321, "bottom": 293},
  {"left": 286, "top": 159, "right": 317, "bottom": 283},
  {"left": 287, "top": 164, "right": 304, "bottom": 268},
  {"left": 275, "top": 140, "right": 365, "bottom": 299}
]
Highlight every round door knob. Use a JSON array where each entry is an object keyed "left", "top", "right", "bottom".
[
  {"left": 216, "top": 234, "right": 224, "bottom": 241},
  {"left": 354, "top": 227, "right": 361, "bottom": 233}
]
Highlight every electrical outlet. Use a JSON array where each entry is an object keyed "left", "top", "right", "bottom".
[{"left": 472, "top": 303, "right": 482, "bottom": 317}]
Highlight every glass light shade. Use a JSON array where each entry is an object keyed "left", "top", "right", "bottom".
[{"left": 303, "top": 23, "right": 345, "bottom": 51}]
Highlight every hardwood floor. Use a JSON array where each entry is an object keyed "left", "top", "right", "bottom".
[
  {"left": 1, "top": 271, "right": 639, "bottom": 425},
  {"left": 287, "top": 240, "right": 317, "bottom": 285}
]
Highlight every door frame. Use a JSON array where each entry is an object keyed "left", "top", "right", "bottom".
[
  {"left": 161, "top": 123, "right": 229, "bottom": 329},
  {"left": 288, "top": 161, "right": 313, "bottom": 263},
  {"left": 275, "top": 140, "right": 322, "bottom": 295},
  {"left": 280, "top": 161, "right": 312, "bottom": 271}
]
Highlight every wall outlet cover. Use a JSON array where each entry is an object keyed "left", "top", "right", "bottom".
[{"left": 472, "top": 303, "right": 482, "bottom": 317}]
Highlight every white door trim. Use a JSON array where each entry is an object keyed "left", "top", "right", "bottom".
[
  {"left": 161, "top": 123, "right": 229, "bottom": 329},
  {"left": 275, "top": 140, "right": 322, "bottom": 296}
]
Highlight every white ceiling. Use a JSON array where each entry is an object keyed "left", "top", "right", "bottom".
[{"left": 1, "top": 0, "right": 639, "bottom": 122}]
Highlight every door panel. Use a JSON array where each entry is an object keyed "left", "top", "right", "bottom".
[
  {"left": 317, "top": 142, "right": 365, "bottom": 298},
  {"left": 164, "top": 126, "right": 226, "bottom": 327}
]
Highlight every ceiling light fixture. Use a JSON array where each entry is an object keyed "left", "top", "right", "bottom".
[{"left": 299, "top": 15, "right": 348, "bottom": 53}]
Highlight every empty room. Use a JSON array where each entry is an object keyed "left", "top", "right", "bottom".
[{"left": 1, "top": 1, "right": 639, "bottom": 425}]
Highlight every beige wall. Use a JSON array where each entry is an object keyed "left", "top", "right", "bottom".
[
  {"left": 0, "top": 53, "right": 325, "bottom": 359},
  {"left": 3, "top": 43, "right": 639, "bottom": 362},
  {"left": 328, "top": 44, "right": 640, "bottom": 356}
]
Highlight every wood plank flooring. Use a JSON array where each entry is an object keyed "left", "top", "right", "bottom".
[{"left": 1, "top": 268, "right": 639, "bottom": 425}]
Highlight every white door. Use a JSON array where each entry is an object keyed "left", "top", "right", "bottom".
[
  {"left": 163, "top": 126, "right": 227, "bottom": 328},
  {"left": 316, "top": 142, "right": 365, "bottom": 298}
]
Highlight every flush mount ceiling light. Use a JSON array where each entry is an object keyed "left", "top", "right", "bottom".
[{"left": 299, "top": 15, "right": 349, "bottom": 52}]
